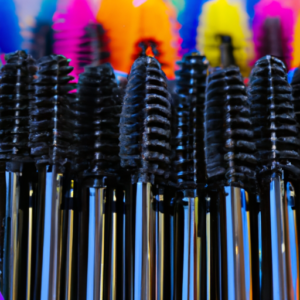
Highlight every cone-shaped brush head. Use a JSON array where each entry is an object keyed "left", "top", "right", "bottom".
[
  {"left": 29, "top": 54, "right": 74, "bottom": 166},
  {"left": 248, "top": 55, "right": 300, "bottom": 177},
  {"left": 205, "top": 66, "right": 256, "bottom": 188},
  {"left": 0, "top": 50, "right": 37, "bottom": 161},
  {"left": 87, "top": 64, "right": 122, "bottom": 177},
  {"left": 119, "top": 55, "right": 172, "bottom": 184},
  {"left": 176, "top": 52, "right": 208, "bottom": 188}
]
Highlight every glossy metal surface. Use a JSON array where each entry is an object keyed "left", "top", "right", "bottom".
[
  {"left": 122, "top": 191, "right": 126, "bottom": 300},
  {"left": 157, "top": 193, "right": 164, "bottom": 300},
  {"left": 109, "top": 190, "right": 117, "bottom": 300},
  {"left": 65, "top": 180, "right": 74, "bottom": 300},
  {"left": 41, "top": 168, "right": 64, "bottom": 300},
  {"left": 284, "top": 182, "right": 299, "bottom": 300},
  {"left": 134, "top": 182, "right": 155, "bottom": 300},
  {"left": 26, "top": 185, "right": 34, "bottom": 300},
  {"left": 269, "top": 176, "right": 288, "bottom": 300},
  {"left": 87, "top": 187, "right": 106, "bottom": 300},
  {"left": 4, "top": 172, "right": 20, "bottom": 300},
  {"left": 181, "top": 197, "right": 189, "bottom": 299},
  {"left": 205, "top": 196, "right": 211, "bottom": 300},
  {"left": 224, "top": 186, "right": 252, "bottom": 300}
]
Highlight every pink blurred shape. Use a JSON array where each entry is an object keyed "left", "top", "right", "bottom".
[
  {"left": 53, "top": 0, "right": 96, "bottom": 81},
  {"left": 253, "top": 0, "right": 294, "bottom": 69},
  {"left": 132, "top": 0, "right": 148, "bottom": 7}
]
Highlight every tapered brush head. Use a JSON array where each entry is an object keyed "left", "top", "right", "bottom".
[
  {"left": 29, "top": 54, "right": 75, "bottom": 166},
  {"left": 119, "top": 55, "right": 172, "bottom": 185},
  {"left": 83, "top": 64, "right": 122, "bottom": 177},
  {"left": 0, "top": 50, "right": 37, "bottom": 161},
  {"left": 175, "top": 52, "right": 208, "bottom": 188},
  {"left": 205, "top": 66, "right": 256, "bottom": 188},
  {"left": 248, "top": 55, "right": 300, "bottom": 178}
]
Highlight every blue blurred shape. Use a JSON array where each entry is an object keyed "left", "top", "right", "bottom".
[
  {"left": 0, "top": 0, "right": 22, "bottom": 52},
  {"left": 178, "top": 0, "right": 209, "bottom": 54}
]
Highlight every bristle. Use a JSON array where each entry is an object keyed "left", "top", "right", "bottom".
[
  {"left": 204, "top": 68, "right": 226, "bottom": 184},
  {"left": 29, "top": 54, "right": 74, "bottom": 166},
  {"left": 173, "top": 94, "right": 193, "bottom": 188},
  {"left": 69, "top": 68, "right": 94, "bottom": 172},
  {"left": 0, "top": 50, "right": 37, "bottom": 161},
  {"left": 175, "top": 52, "right": 208, "bottom": 188},
  {"left": 205, "top": 66, "right": 256, "bottom": 188},
  {"left": 87, "top": 64, "right": 122, "bottom": 177},
  {"left": 248, "top": 55, "right": 300, "bottom": 177},
  {"left": 119, "top": 56, "right": 172, "bottom": 184},
  {"left": 223, "top": 67, "right": 256, "bottom": 187},
  {"left": 291, "top": 68, "right": 300, "bottom": 127}
]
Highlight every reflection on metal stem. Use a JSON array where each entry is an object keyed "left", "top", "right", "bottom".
[
  {"left": 269, "top": 175, "right": 288, "bottom": 300},
  {"left": 26, "top": 184, "right": 34, "bottom": 300},
  {"left": 109, "top": 189, "right": 117, "bottom": 300},
  {"left": 134, "top": 182, "right": 155, "bottom": 300},
  {"left": 4, "top": 172, "right": 20, "bottom": 300}
]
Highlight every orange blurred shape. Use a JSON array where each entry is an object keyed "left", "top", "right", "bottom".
[
  {"left": 96, "top": 0, "right": 180, "bottom": 78},
  {"left": 145, "top": 46, "right": 154, "bottom": 57}
]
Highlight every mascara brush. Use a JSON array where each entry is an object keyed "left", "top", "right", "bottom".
[
  {"left": 75, "top": 64, "right": 123, "bottom": 300},
  {"left": 119, "top": 53, "right": 172, "bottom": 300},
  {"left": 249, "top": 55, "right": 300, "bottom": 300},
  {"left": 173, "top": 52, "right": 208, "bottom": 299},
  {"left": 29, "top": 54, "right": 74, "bottom": 300},
  {"left": 0, "top": 50, "right": 37, "bottom": 300},
  {"left": 205, "top": 66, "right": 256, "bottom": 299}
]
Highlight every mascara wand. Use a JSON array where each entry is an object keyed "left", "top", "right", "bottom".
[
  {"left": 204, "top": 66, "right": 256, "bottom": 299},
  {"left": 119, "top": 53, "right": 172, "bottom": 300},
  {"left": 249, "top": 55, "right": 300, "bottom": 299},
  {"left": 75, "top": 64, "right": 123, "bottom": 300},
  {"left": 29, "top": 54, "right": 74, "bottom": 300},
  {"left": 0, "top": 50, "right": 37, "bottom": 300},
  {"left": 172, "top": 52, "right": 208, "bottom": 299}
]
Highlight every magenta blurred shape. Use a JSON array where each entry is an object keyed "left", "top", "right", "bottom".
[
  {"left": 53, "top": 0, "right": 96, "bottom": 81},
  {"left": 0, "top": 292, "right": 4, "bottom": 300},
  {"left": 253, "top": 0, "right": 294, "bottom": 69}
]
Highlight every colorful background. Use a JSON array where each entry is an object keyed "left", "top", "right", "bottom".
[{"left": 1, "top": 0, "right": 299, "bottom": 78}]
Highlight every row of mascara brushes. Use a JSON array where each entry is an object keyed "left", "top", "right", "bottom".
[{"left": 1, "top": 50, "right": 300, "bottom": 300}]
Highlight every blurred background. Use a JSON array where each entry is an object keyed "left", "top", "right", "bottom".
[{"left": 1, "top": 0, "right": 299, "bottom": 80}]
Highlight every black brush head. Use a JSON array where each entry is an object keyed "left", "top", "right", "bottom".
[
  {"left": 82, "top": 63, "right": 122, "bottom": 177},
  {"left": 29, "top": 54, "right": 75, "bottom": 166},
  {"left": 175, "top": 52, "right": 208, "bottom": 189},
  {"left": 205, "top": 66, "right": 256, "bottom": 189},
  {"left": 119, "top": 55, "right": 172, "bottom": 185},
  {"left": 248, "top": 55, "right": 300, "bottom": 178},
  {"left": 291, "top": 68, "right": 300, "bottom": 127},
  {"left": 0, "top": 50, "right": 37, "bottom": 161}
]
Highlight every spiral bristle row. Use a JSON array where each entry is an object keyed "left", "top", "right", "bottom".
[
  {"left": 0, "top": 50, "right": 37, "bottom": 161},
  {"left": 248, "top": 55, "right": 300, "bottom": 176},
  {"left": 69, "top": 67, "right": 94, "bottom": 172},
  {"left": 119, "top": 56, "right": 172, "bottom": 184},
  {"left": 175, "top": 52, "right": 208, "bottom": 188},
  {"left": 223, "top": 67, "right": 256, "bottom": 187},
  {"left": 29, "top": 54, "right": 74, "bottom": 165},
  {"left": 205, "top": 67, "right": 256, "bottom": 187},
  {"left": 204, "top": 68, "right": 226, "bottom": 183},
  {"left": 88, "top": 64, "right": 122, "bottom": 176}
]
